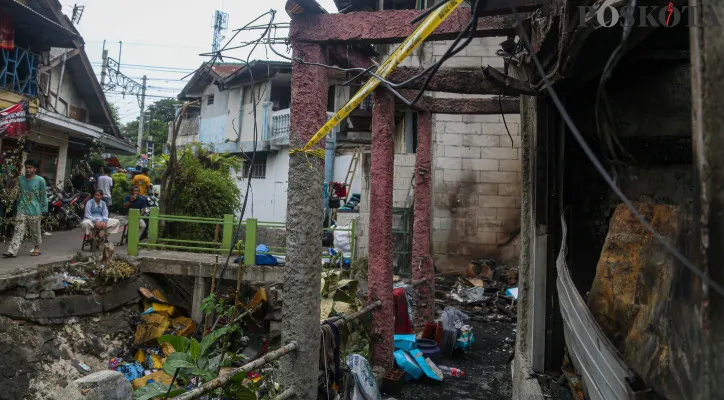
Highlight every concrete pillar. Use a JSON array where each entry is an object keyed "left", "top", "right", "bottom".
[
  {"left": 191, "top": 275, "right": 206, "bottom": 325},
  {"left": 411, "top": 112, "right": 434, "bottom": 325},
  {"left": 280, "top": 42, "right": 328, "bottom": 399},
  {"left": 368, "top": 88, "right": 395, "bottom": 370}
]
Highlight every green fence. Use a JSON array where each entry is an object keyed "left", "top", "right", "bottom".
[{"left": 127, "top": 208, "right": 356, "bottom": 265}]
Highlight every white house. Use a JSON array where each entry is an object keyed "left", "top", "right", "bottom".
[{"left": 176, "top": 61, "right": 362, "bottom": 223}]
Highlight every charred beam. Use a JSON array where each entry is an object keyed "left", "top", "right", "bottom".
[
  {"left": 326, "top": 46, "right": 523, "bottom": 96},
  {"left": 482, "top": 66, "right": 537, "bottom": 96},
  {"left": 390, "top": 67, "right": 524, "bottom": 96},
  {"left": 291, "top": 8, "right": 515, "bottom": 44},
  {"left": 399, "top": 89, "right": 519, "bottom": 114}
]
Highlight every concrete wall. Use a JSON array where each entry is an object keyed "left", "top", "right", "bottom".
[
  {"left": 48, "top": 59, "right": 88, "bottom": 121},
  {"left": 239, "top": 82, "right": 272, "bottom": 144},
  {"left": 431, "top": 111, "right": 521, "bottom": 272},
  {"left": 235, "top": 150, "right": 289, "bottom": 223},
  {"left": 355, "top": 37, "right": 522, "bottom": 271},
  {"left": 198, "top": 84, "right": 230, "bottom": 145}
]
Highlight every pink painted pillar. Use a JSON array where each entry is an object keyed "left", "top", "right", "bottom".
[
  {"left": 412, "top": 112, "right": 434, "bottom": 325},
  {"left": 368, "top": 88, "right": 395, "bottom": 370}
]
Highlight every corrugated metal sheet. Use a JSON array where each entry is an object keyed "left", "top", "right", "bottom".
[{"left": 557, "top": 214, "right": 641, "bottom": 400}]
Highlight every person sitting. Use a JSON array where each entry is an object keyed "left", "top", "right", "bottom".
[
  {"left": 81, "top": 190, "right": 120, "bottom": 239},
  {"left": 123, "top": 185, "right": 149, "bottom": 239}
]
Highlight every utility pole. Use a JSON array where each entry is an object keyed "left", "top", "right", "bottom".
[
  {"left": 100, "top": 49, "right": 108, "bottom": 86},
  {"left": 137, "top": 75, "right": 147, "bottom": 153}
]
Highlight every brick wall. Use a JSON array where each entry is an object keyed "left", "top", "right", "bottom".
[
  {"left": 431, "top": 113, "right": 521, "bottom": 273},
  {"left": 354, "top": 37, "right": 522, "bottom": 271}
]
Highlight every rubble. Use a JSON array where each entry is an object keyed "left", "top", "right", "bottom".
[{"left": 60, "top": 370, "right": 133, "bottom": 400}]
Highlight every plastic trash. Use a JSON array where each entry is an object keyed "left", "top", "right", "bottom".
[
  {"left": 393, "top": 334, "right": 416, "bottom": 352},
  {"left": 505, "top": 287, "right": 519, "bottom": 300},
  {"left": 438, "top": 366, "right": 465, "bottom": 377},
  {"left": 346, "top": 354, "right": 382, "bottom": 400}
]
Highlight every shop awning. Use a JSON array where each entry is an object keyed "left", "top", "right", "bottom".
[{"left": 35, "top": 109, "right": 136, "bottom": 154}]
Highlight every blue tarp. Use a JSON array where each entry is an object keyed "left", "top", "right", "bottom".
[{"left": 235, "top": 244, "right": 279, "bottom": 266}]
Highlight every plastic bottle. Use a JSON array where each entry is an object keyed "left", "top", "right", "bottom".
[{"left": 438, "top": 366, "right": 465, "bottom": 377}]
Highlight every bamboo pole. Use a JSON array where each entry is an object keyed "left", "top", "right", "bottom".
[
  {"left": 330, "top": 300, "right": 381, "bottom": 328},
  {"left": 172, "top": 342, "right": 298, "bottom": 400}
]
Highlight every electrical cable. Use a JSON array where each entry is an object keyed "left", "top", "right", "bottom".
[
  {"left": 163, "top": 12, "right": 275, "bottom": 398},
  {"left": 506, "top": 3, "right": 724, "bottom": 298},
  {"left": 594, "top": 0, "right": 636, "bottom": 165}
]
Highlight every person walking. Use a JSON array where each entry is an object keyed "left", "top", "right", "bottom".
[
  {"left": 96, "top": 167, "right": 114, "bottom": 207},
  {"left": 3, "top": 159, "right": 48, "bottom": 258}
]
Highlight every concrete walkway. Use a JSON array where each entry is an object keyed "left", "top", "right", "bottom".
[{"left": 0, "top": 227, "right": 126, "bottom": 279}]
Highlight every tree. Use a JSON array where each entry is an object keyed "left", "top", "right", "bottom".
[
  {"left": 120, "top": 98, "right": 180, "bottom": 156},
  {"left": 109, "top": 103, "right": 121, "bottom": 127}
]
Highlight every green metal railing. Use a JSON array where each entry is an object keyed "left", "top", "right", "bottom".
[{"left": 127, "top": 208, "right": 357, "bottom": 265}]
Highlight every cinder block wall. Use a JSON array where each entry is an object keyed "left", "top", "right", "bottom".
[{"left": 355, "top": 37, "right": 522, "bottom": 272}]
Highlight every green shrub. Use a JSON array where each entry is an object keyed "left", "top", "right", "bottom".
[
  {"left": 111, "top": 172, "right": 131, "bottom": 212},
  {"left": 164, "top": 146, "right": 241, "bottom": 241}
]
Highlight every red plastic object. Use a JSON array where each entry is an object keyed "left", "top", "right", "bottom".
[
  {"left": 421, "top": 321, "right": 437, "bottom": 339},
  {"left": 393, "top": 288, "right": 413, "bottom": 334},
  {"left": 435, "top": 321, "right": 443, "bottom": 347}
]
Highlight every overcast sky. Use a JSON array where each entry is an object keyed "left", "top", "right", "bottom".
[{"left": 58, "top": 0, "right": 338, "bottom": 122}]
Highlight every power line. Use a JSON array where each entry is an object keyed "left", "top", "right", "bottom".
[
  {"left": 85, "top": 39, "right": 205, "bottom": 50},
  {"left": 105, "top": 91, "right": 175, "bottom": 99},
  {"left": 91, "top": 62, "right": 196, "bottom": 73}
]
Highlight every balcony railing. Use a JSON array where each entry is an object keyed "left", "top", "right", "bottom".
[
  {"left": 0, "top": 46, "right": 39, "bottom": 97},
  {"left": 267, "top": 109, "right": 337, "bottom": 147},
  {"left": 270, "top": 108, "right": 290, "bottom": 140}
]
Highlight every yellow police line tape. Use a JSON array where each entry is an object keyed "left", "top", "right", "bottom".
[{"left": 290, "top": 0, "right": 466, "bottom": 160}]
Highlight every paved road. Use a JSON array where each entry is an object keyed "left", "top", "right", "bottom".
[{"left": 0, "top": 227, "right": 126, "bottom": 278}]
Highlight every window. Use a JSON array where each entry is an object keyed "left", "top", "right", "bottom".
[
  {"left": 207, "top": 94, "right": 215, "bottom": 105},
  {"left": 243, "top": 153, "right": 267, "bottom": 179}
]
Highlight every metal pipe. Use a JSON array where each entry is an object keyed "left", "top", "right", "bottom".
[{"left": 173, "top": 342, "right": 298, "bottom": 400}]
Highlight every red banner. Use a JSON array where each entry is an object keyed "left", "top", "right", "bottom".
[{"left": 0, "top": 101, "right": 29, "bottom": 138}]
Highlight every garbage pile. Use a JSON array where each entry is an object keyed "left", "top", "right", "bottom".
[
  {"left": 435, "top": 259, "right": 518, "bottom": 323},
  {"left": 99, "top": 285, "right": 278, "bottom": 399},
  {"left": 106, "top": 287, "right": 197, "bottom": 391}
]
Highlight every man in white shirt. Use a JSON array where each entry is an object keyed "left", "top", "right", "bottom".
[{"left": 96, "top": 167, "right": 114, "bottom": 207}]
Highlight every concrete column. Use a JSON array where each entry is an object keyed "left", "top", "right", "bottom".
[
  {"left": 368, "top": 88, "right": 395, "bottom": 370},
  {"left": 411, "top": 112, "right": 434, "bottom": 325},
  {"left": 280, "top": 42, "right": 328, "bottom": 399},
  {"left": 191, "top": 275, "right": 206, "bottom": 325}
]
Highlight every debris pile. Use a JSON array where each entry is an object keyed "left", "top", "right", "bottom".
[{"left": 435, "top": 260, "right": 518, "bottom": 323}]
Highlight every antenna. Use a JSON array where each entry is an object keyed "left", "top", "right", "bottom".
[
  {"left": 211, "top": 10, "right": 229, "bottom": 54},
  {"left": 71, "top": 4, "right": 85, "bottom": 24}
]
